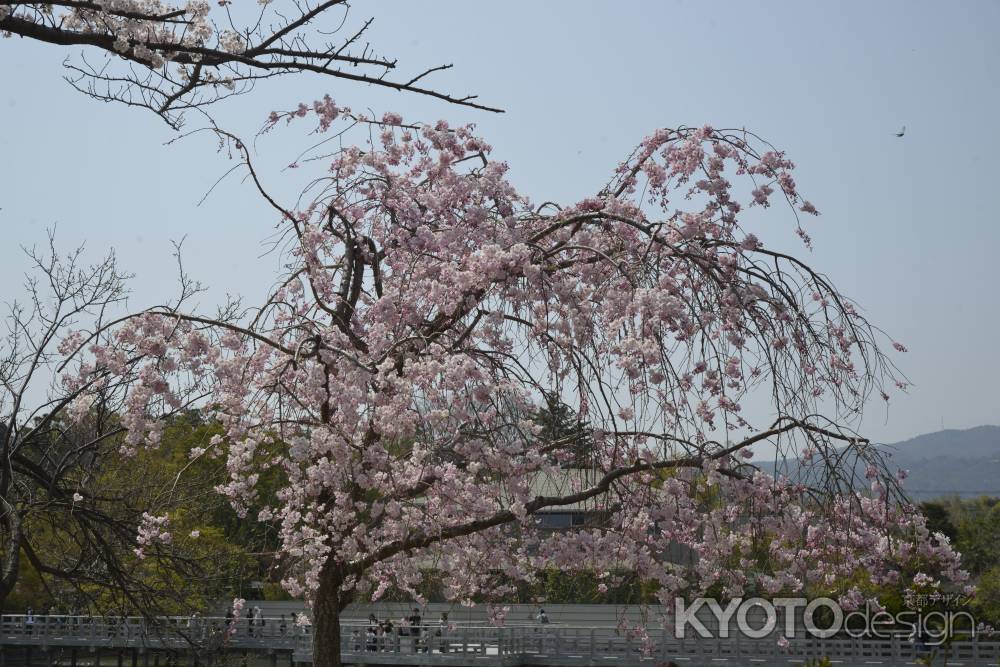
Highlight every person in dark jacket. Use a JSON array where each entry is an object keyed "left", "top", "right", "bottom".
[{"left": 409, "top": 608, "right": 423, "bottom": 652}]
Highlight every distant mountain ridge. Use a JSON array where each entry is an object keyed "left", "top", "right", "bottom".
[
  {"left": 756, "top": 425, "right": 1000, "bottom": 501},
  {"left": 879, "top": 425, "right": 1000, "bottom": 500},
  {"left": 878, "top": 425, "right": 1000, "bottom": 460}
]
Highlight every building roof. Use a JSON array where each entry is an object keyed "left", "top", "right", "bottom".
[{"left": 520, "top": 468, "right": 607, "bottom": 513}]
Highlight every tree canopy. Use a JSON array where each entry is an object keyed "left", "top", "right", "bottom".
[{"left": 66, "top": 105, "right": 971, "bottom": 666}]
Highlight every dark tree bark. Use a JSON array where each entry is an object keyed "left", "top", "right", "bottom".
[
  {"left": 312, "top": 563, "right": 348, "bottom": 667},
  {"left": 0, "top": 501, "right": 22, "bottom": 613},
  {"left": 0, "top": 1, "right": 502, "bottom": 128}
]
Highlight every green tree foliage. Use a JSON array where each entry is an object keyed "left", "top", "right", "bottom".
[
  {"left": 918, "top": 501, "right": 958, "bottom": 543},
  {"left": 531, "top": 392, "right": 593, "bottom": 469},
  {"left": 951, "top": 497, "right": 1000, "bottom": 575},
  {"left": 524, "top": 567, "right": 656, "bottom": 605},
  {"left": 3, "top": 410, "right": 283, "bottom": 614},
  {"left": 973, "top": 565, "right": 1000, "bottom": 626},
  {"left": 912, "top": 497, "right": 1000, "bottom": 627}
]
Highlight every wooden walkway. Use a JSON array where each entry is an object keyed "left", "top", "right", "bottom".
[{"left": 2, "top": 616, "right": 999, "bottom": 667}]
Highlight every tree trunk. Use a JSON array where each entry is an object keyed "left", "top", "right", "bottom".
[
  {"left": 0, "top": 503, "right": 23, "bottom": 613},
  {"left": 312, "top": 603, "right": 342, "bottom": 667},
  {"left": 312, "top": 564, "right": 346, "bottom": 667}
]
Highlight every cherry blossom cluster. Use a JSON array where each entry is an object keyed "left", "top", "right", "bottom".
[
  {"left": 5, "top": 1, "right": 215, "bottom": 68},
  {"left": 134, "top": 512, "right": 171, "bottom": 559}
]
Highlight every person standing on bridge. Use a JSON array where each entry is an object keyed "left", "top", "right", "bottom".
[
  {"left": 381, "top": 617, "right": 394, "bottom": 651},
  {"left": 409, "top": 607, "right": 423, "bottom": 651},
  {"left": 910, "top": 623, "right": 929, "bottom": 657},
  {"left": 188, "top": 612, "right": 202, "bottom": 641},
  {"left": 436, "top": 612, "right": 449, "bottom": 653},
  {"left": 409, "top": 608, "right": 422, "bottom": 633},
  {"left": 536, "top": 608, "right": 551, "bottom": 654},
  {"left": 252, "top": 605, "right": 264, "bottom": 635}
]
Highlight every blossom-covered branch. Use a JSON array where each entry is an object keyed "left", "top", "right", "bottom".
[{"left": 0, "top": 0, "right": 501, "bottom": 127}]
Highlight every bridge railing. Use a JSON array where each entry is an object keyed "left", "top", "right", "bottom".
[
  {"left": 5, "top": 616, "right": 1000, "bottom": 666},
  {"left": 0, "top": 615, "right": 306, "bottom": 649},
  {"left": 329, "top": 622, "right": 1000, "bottom": 665}
]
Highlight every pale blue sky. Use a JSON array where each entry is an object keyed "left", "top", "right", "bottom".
[{"left": 1, "top": 0, "right": 998, "bottom": 444}]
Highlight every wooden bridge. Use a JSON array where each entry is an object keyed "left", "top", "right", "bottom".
[{"left": 2, "top": 616, "right": 999, "bottom": 667}]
